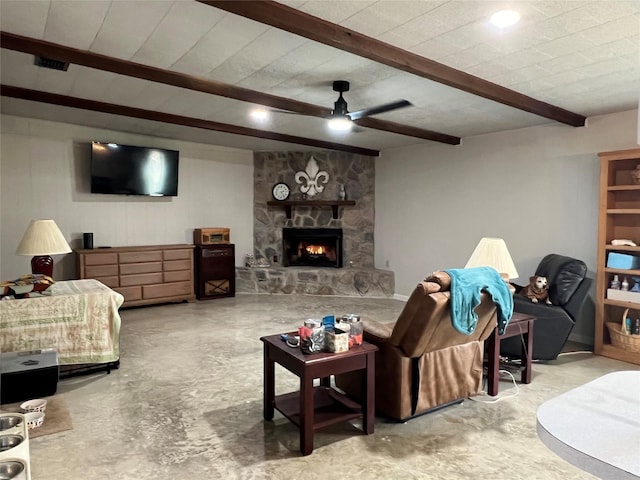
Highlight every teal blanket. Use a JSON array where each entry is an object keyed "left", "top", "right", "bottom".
[{"left": 444, "top": 267, "right": 513, "bottom": 335}]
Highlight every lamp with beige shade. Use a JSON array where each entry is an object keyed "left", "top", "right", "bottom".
[
  {"left": 16, "top": 220, "right": 72, "bottom": 277},
  {"left": 465, "top": 237, "right": 518, "bottom": 286}
]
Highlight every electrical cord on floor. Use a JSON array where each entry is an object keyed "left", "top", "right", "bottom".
[
  {"left": 518, "top": 331, "right": 593, "bottom": 359},
  {"left": 471, "top": 334, "right": 593, "bottom": 404},
  {"left": 556, "top": 350, "right": 593, "bottom": 356},
  {"left": 516, "top": 335, "right": 593, "bottom": 360},
  {"left": 469, "top": 369, "right": 519, "bottom": 403}
]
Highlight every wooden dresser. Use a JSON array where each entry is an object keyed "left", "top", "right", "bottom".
[{"left": 76, "top": 244, "right": 196, "bottom": 307}]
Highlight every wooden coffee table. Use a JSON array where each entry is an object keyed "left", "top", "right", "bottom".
[
  {"left": 261, "top": 333, "right": 377, "bottom": 455},
  {"left": 486, "top": 312, "right": 536, "bottom": 396}
]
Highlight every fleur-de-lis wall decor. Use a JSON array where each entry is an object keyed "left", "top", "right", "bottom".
[{"left": 295, "top": 156, "right": 329, "bottom": 197}]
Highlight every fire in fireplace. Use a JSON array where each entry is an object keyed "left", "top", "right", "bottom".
[{"left": 283, "top": 228, "right": 343, "bottom": 268}]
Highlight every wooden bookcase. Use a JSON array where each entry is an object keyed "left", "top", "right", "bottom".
[{"left": 595, "top": 148, "right": 640, "bottom": 364}]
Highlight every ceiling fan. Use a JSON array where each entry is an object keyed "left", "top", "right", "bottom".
[
  {"left": 327, "top": 80, "right": 412, "bottom": 131},
  {"left": 263, "top": 80, "right": 413, "bottom": 132}
]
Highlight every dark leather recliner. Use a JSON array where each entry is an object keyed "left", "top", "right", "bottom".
[{"left": 501, "top": 254, "right": 592, "bottom": 361}]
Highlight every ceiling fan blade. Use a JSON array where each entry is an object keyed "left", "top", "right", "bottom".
[
  {"left": 270, "top": 108, "right": 309, "bottom": 115},
  {"left": 347, "top": 99, "right": 412, "bottom": 120}
]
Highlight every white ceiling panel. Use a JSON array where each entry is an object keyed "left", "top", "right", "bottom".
[
  {"left": 33, "top": 64, "right": 80, "bottom": 96},
  {"left": 129, "top": 82, "right": 186, "bottom": 111},
  {"left": 69, "top": 67, "right": 117, "bottom": 100},
  {"left": 376, "top": 15, "right": 451, "bottom": 49},
  {"left": 0, "top": 0, "right": 50, "bottom": 39},
  {"left": 0, "top": 50, "right": 40, "bottom": 90},
  {"left": 340, "top": 1, "right": 444, "bottom": 37},
  {"left": 583, "top": 14, "right": 640, "bottom": 44},
  {"left": 45, "top": 0, "right": 110, "bottom": 49},
  {"left": 131, "top": 1, "right": 226, "bottom": 69},
  {"left": 0, "top": 0, "right": 638, "bottom": 154},
  {"left": 101, "top": 76, "right": 154, "bottom": 106},
  {"left": 90, "top": 0, "right": 174, "bottom": 59},
  {"left": 282, "top": 0, "right": 377, "bottom": 24},
  {"left": 172, "top": 13, "right": 270, "bottom": 77},
  {"left": 210, "top": 28, "right": 308, "bottom": 86}
]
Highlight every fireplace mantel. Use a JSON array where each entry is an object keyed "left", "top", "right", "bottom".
[{"left": 267, "top": 200, "right": 356, "bottom": 219}]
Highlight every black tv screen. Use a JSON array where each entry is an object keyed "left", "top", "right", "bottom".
[{"left": 90, "top": 142, "right": 179, "bottom": 196}]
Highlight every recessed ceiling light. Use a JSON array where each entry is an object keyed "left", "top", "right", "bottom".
[
  {"left": 250, "top": 108, "right": 270, "bottom": 122},
  {"left": 490, "top": 9, "right": 520, "bottom": 28}
]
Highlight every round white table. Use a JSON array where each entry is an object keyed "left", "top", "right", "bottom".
[{"left": 537, "top": 370, "right": 640, "bottom": 479}]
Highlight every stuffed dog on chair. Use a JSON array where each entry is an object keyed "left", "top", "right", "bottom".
[{"left": 521, "top": 275, "right": 552, "bottom": 304}]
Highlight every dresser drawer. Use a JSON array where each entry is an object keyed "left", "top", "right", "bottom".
[
  {"left": 143, "top": 281, "right": 192, "bottom": 299},
  {"left": 83, "top": 253, "right": 118, "bottom": 265},
  {"left": 163, "top": 249, "right": 191, "bottom": 261},
  {"left": 85, "top": 264, "right": 118, "bottom": 277},
  {"left": 164, "top": 270, "right": 191, "bottom": 283},
  {"left": 95, "top": 276, "right": 119, "bottom": 288},
  {"left": 119, "top": 251, "right": 162, "bottom": 264},
  {"left": 164, "top": 259, "right": 191, "bottom": 271},
  {"left": 119, "top": 262, "right": 162, "bottom": 275},
  {"left": 114, "top": 286, "right": 142, "bottom": 302},
  {"left": 120, "top": 272, "right": 163, "bottom": 287}
]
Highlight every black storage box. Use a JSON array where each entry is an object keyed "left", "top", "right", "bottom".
[{"left": 1, "top": 349, "right": 59, "bottom": 404}]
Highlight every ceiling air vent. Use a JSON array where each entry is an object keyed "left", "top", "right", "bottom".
[{"left": 34, "top": 56, "right": 69, "bottom": 71}]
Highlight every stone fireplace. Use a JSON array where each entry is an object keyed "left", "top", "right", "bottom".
[
  {"left": 236, "top": 151, "right": 394, "bottom": 297},
  {"left": 283, "top": 228, "right": 343, "bottom": 268}
]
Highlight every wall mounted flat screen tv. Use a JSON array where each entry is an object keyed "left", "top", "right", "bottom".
[{"left": 90, "top": 142, "right": 179, "bottom": 196}]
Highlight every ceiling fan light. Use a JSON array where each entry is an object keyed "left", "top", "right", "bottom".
[
  {"left": 250, "top": 108, "right": 270, "bottom": 122},
  {"left": 328, "top": 116, "right": 352, "bottom": 132},
  {"left": 490, "top": 9, "right": 520, "bottom": 28}
]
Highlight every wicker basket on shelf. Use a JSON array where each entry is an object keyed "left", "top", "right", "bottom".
[{"left": 607, "top": 308, "right": 640, "bottom": 353}]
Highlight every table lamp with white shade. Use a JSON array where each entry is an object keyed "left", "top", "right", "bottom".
[
  {"left": 16, "top": 219, "right": 72, "bottom": 277},
  {"left": 465, "top": 237, "right": 519, "bottom": 282}
]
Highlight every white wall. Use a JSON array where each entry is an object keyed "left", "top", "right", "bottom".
[
  {"left": 0, "top": 115, "right": 254, "bottom": 280},
  {"left": 376, "top": 109, "right": 639, "bottom": 345}
]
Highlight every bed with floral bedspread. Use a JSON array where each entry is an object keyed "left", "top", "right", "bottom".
[{"left": 0, "top": 279, "right": 123, "bottom": 364}]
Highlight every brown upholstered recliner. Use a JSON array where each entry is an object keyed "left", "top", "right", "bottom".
[{"left": 335, "top": 272, "right": 498, "bottom": 421}]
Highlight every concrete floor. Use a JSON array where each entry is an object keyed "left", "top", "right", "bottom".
[{"left": 30, "top": 294, "right": 638, "bottom": 479}]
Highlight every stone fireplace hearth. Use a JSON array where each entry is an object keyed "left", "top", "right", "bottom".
[{"left": 236, "top": 151, "right": 394, "bottom": 297}]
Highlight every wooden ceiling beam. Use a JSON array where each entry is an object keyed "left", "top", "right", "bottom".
[
  {"left": 0, "top": 85, "right": 381, "bottom": 157},
  {"left": 0, "top": 32, "right": 326, "bottom": 117},
  {"left": 354, "top": 117, "right": 459, "bottom": 145},
  {"left": 0, "top": 31, "right": 458, "bottom": 145},
  {"left": 204, "top": 0, "right": 587, "bottom": 128}
]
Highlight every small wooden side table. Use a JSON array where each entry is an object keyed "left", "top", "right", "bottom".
[
  {"left": 261, "top": 333, "right": 377, "bottom": 455},
  {"left": 486, "top": 312, "right": 536, "bottom": 396}
]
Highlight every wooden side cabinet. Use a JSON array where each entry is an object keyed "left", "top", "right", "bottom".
[
  {"left": 195, "top": 244, "right": 236, "bottom": 300},
  {"left": 76, "top": 244, "right": 196, "bottom": 307},
  {"left": 595, "top": 148, "right": 640, "bottom": 365}
]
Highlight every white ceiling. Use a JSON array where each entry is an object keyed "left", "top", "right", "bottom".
[{"left": 1, "top": 0, "right": 638, "bottom": 154}]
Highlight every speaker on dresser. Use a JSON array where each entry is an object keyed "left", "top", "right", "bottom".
[{"left": 83, "top": 233, "right": 94, "bottom": 249}]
